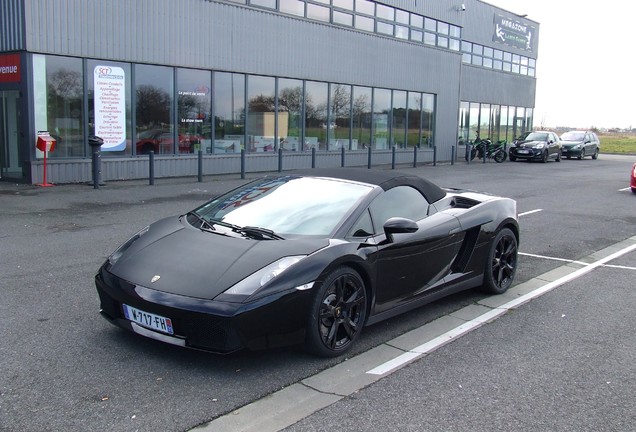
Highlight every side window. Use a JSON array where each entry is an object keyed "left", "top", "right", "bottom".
[
  {"left": 369, "top": 186, "right": 429, "bottom": 229},
  {"left": 349, "top": 209, "right": 374, "bottom": 238}
]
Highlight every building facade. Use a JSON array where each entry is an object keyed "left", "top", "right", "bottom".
[{"left": 0, "top": 0, "right": 538, "bottom": 184}]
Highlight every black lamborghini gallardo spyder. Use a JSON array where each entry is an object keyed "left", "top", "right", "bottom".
[{"left": 95, "top": 168, "right": 519, "bottom": 357}]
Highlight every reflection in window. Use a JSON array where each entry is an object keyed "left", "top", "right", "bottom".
[
  {"left": 135, "top": 64, "right": 173, "bottom": 155},
  {"left": 458, "top": 101, "right": 469, "bottom": 147},
  {"left": 177, "top": 68, "right": 211, "bottom": 154},
  {"left": 480, "top": 104, "right": 491, "bottom": 139},
  {"left": 411, "top": 30, "right": 423, "bottom": 42},
  {"left": 329, "top": 84, "right": 352, "bottom": 150},
  {"left": 278, "top": 78, "right": 303, "bottom": 151},
  {"left": 247, "top": 75, "right": 276, "bottom": 152},
  {"left": 214, "top": 72, "right": 245, "bottom": 153},
  {"left": 369, "top": 186, "right": 429, "bottom": 228},
  {"left": 305, "top": 81, "right": 328, "bottom": 150},
  {"left": 333, "top": 0, "right": 353, "bottom": 10},
  {"left": 250, "top": 0, "right": 276, "bottom": 9},
  {"left": 395, "top": 25, "right": 409, "bottom": 39},
  {"left": 355, "top": 15, "right": 374, "bottom": 31},
  {"left": 307, "top": 3, "right": 330, "bottom": 22},
  {"left": 355, "top": 0, "right": 374, "bottom": 15},
  {"left": 375, "top": 3, "right": 394, "bottom": 20},
  {"left": 88, "top": 59, "right": 131, "bottom": 156},
  {"left": 424, "top": 32, "right": 436, "bottom": 45},
  {"left": 333, "top": 11, "right": 353, "bottom": 26},
  {"left": 352, "top": 86, "right": 371, "bottom": 149},
  {"left": 35, "top": 55, "right": 85, "bottom": 158},
  {"left": 377, "top": 22, "right": 393, "bottom": 36},
  {"left": 407, "top": 92, "right": 422, "bottom": 147},
  {"left": 421, "top": 93, "right": 434, "bottom": 147},
  {"left": 372, "top": 88, "right": 390, "bottom": 150},
  {"left": 392, "top": 90, "right": 407, "bottom": 148}
]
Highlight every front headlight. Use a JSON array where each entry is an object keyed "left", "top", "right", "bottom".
[
  {"left": 224, "top": 255, "right": 308, "bottom": 296},
  {"left": 534, "top": 143, "right": 546, "bottom": 149},
  {"left": 573, "top": 144, "right": 581, "bottom": 149},
  {"left": 108, "top": 226, "right": 150, "bottom": 265}
]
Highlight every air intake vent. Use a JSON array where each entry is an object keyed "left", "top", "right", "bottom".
[{"left": 452, "top": 196, "right": 480, "bottom": 209}]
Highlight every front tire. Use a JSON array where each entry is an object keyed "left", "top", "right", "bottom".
[
  {"left": 305, "top": 266, "right": 368, "bottom": 357},
  {"left": 509, "top": 154, "right": 516, "bottom": 162},
  {"left": 578, "top": 148, "right": 586, "bottom": 160},
  {"left": 481, "top": 228, "right": 518, "bottom": 294},
  {"left": 541, "top": 150, "right": 548, "bottom": 163}
]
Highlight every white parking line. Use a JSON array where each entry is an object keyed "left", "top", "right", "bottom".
[
  {"left": 618, "top": 187, "right": 631, "bottom": 192},
  {"left": 519, "top": 252, "right": 587, "bottom": 265},
  {"left": 518, "top": 209, "right": 543, "bottom": 216},
  {"left": 367, "top": 241, "right": 636, "bottom": 376}
]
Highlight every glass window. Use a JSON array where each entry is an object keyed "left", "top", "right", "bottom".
[
  {"left": 424, "top": 18, "right": 436, "bottom": 32},
  {"left": 313, "top": 0, "right": 330, "bottom": 4},
  {"left": 88, "top": 60, "right": 131, "bottom": 156},
  {"left": 461, "top": 41, "right": 472, "bottom": 53},
  {"left": 449, "top": 25, "right": 461, "bottom": 38},
  {"left": 411, "top": 30, "right": 423, "bottom": 42},
  {"left": 369, "top": 186, "right": 429, "bottom": 228},
  {"left": 494, "top": 49, "right": 503, "bottom": 60},
  {"left": 480, "top": 104, "right": 491, "bottom": 139},
  {"left": 472, "top": 44, "right": 483, "bottom": 55},
  {"left": 135, "top": 64, "right": 174, "bottom": 155},
  {"left": 483, "top": 58, "right": 493, "bottom": 68},
  {"left": 462, "top": 53, "right": 471, "bottom": 64},
  {"left": 333, "top": 0, "right": 354, "bottom": 10},
  {"left": 512, "top": 63, "right": 520, "bottom": 74},
  {"left": 469, "top": 102, "right": 479, "bottom": 141},
  {"left": 512, "top": 54, "right": 520, "bottom": 64},
  {"left": 280, "top": 0, "right": 305, "bottom": 16},
  {"left": 375, "top": 4, "right": 394, "bottom": 20},
  {"left": 503, "top": 62, "right": 512, "bottom": 72},
  {"left": 305, "top": 81, "right": 328, "bottom": 150},
  {"left": 395, "top": 25, "right": 409, "bottom": 39},
  {"left": 33, "top": 55, "right": 85, "bottom": 158},
  {"left": 493, "top": 60, "right": 503, "bottom": 70},
  {"left": 437, "top": 22, "right": 449, "bottom": 35},
  {"left": 372, "top": 88, "right": 390, "bottom": 150},
  {"left": 503, "top": 52, "right": 512, "bottom": 62},
  {"left": 472, "top": 56, "right": 482, "bottom": 66},
  {"left": 214, "top": 72, "right": 245, "bottom": 153},
  {"left": 278, "top": 78, "right": 303, "bottom": 151},
  {"left": 333, "top": 11, "right": 353, "bottom": 26},
  {"left": 437, "top": 37, "right": 448, "bottom": 49},
  {"left": 352, "top": 86, "right": 371, "bottom": 149},
  {"left": 392, "top": 90, "right": 407, "bottom": 148},
  {"left": 250, "top": 0, "right": 276, "bottom": 8},
  {"left": 483, "top": 47, "right": 493, "bottom": 58},
  {"left": 355, "top": 15, "right": 374, "bottom": 31},
  {"left": 377, "top": 22, "right": 393, "bottom": 36},
  {"left": 424, "top": 32, "right": 436, "bottom": 45},
  {"left": 247, "top": 75, "right": 275, "bottom": 152},
  {"left": 410, "top": 13, "right": 423, "bottom": 28},
  {"left": 529, "top": 58, "right": 536, "bottom": 68},
  {"left": 396, "top": 9, "right": 409, "bottom": 24},
  {"left": 177, "top": 68, "right": 211, "bottom": 154},
  {"left": 528, "top": 68, "right": 535, "bottom": 77},
  {"left": 329, "top": 84, "right": 352, "bottom": 150},
  {"left": 421, "top": 93, "right": 434, "bottom": 147},
  {"left": 355, "top": 0, "right": 374, "bottom": 15},
  {"left": 407, "top": 92, "right": 421, "bottom": 147},
  {"left": 449, "top": 39, "right": 460, "bottom": 51},
  {"left": 307, "top": 3, "right": 330, "bottom": 22},
  {"left": 458, "top": 101, "right": 469, "bottom": 147}
]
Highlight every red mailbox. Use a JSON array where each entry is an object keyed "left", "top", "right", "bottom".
[
  {"left": 36, "top": 132, "right": 56, "bottom": 187},
  {"left": 37, "top": 133, "right": 56, "bottom": 152}
]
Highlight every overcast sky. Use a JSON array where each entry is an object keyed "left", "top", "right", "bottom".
[{"left": 483, "top": 0, "right": 635, "bottom": 129}]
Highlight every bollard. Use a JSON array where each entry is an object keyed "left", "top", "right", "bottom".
[
  {"left": 149, "top": 151, "right": 155, "bottom": 185},
  {"left": 433, "top": 146, "right": 437, "bottom": 166},
  {"left": 240, "top": 149, "right": 245, "bottom": 179},
  {"left": 367, "top": 146, "right": 372, "bottom": 169},
  {"left": 341, "top": 147, "right": 345, "bottom": 167},
  {"left": 311, "top": 147, "right": 316, "bottom": 168},
  {"left": 413, "top": 145, "right": 417, "bottom": 167},
  {"left": 278, "top": 148, "right": 283, "bottom": 172},
  {"left": 451, "top": 145, "right": 455, "bottom": 166},
  {"left": 466, "top": 144, "right": 471, "bottom": 165},
  {"left": 198, "top": 150, "right": 203, "bottom": 182},
  {"left": 88, "top": 135, "right": 104, "bottom": 189},
  {"left": 391, "top": 146, "right": 396, "bottom": 169}
]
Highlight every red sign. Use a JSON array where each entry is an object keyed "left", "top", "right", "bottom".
[{"left": 0, "top": 53, "right": 21, "bottom": 83}]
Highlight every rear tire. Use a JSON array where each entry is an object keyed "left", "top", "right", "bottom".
[
  {"left": 592, "top": 148, "right": 599, "bottom": 160},
  {"left": 481, "top": 228, "right": 518, "bottom": 295},
  {"left": 305, "top": 266, "right": 368, "bottom": 357},
  {"left": 494, "top": 150, "right": 506, "bottom": 163}
]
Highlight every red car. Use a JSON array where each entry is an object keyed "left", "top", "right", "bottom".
[{"left": 631, "top": 162, "right": 636, "bottom": 194}]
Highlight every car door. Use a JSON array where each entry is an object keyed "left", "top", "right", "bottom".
[
  {"left": 548, "top": 133, "right": 560, "bottom": 158},
  {"left": 362, "top": 186, "right": 463, "bottom": 314}
]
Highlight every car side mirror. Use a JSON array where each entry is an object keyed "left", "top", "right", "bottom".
[{"left": 383, "top": 217, "right": 418, "bottom": 243}]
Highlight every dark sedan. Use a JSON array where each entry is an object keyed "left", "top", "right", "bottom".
[
  {"left": 560, "top": 130, "right": 600, "bottom": 160},
  {"left": 509, "top": 131, "right": 562, "bottom": 163},
  {"left": 95, "top": 169, "right": 519, "bottom": 357}
]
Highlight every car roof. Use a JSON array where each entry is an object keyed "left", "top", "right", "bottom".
[{"left": 289, "top": 168, "right": 447, "bottom": 203}]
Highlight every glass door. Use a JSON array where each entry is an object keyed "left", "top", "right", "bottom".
[{"left": 0, "top": 90, "right": 22, "bottom": 180}]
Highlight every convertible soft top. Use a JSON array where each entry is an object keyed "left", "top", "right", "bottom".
[{"left": 289, "top": 168, "right": 447, "bottom": 203}]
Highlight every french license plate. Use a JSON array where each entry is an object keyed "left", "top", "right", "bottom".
[
  {"left": 123, "top": 304, "right": 174, "bottom": 335},
  {"left": 518, "top": 149, "right": 529, "bottom": 154}
]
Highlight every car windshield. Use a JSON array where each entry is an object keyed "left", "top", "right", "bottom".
[
  {"left": 561, "top": 132, "right": 585, "bottom": 141},
  {"left": 519, "top": 132, "right": 548, "bottom": 141},
  {"left": 193, "top": 176, "right": 373, "bottom": 237}
]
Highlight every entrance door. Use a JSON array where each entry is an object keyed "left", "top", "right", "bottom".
[{"left": 0, "top": 90, "right": 22, "bottom": 180}]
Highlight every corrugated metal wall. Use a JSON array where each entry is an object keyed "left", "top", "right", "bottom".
[{"left": 0, "top": 0, "right": 25, "bottom": 51}]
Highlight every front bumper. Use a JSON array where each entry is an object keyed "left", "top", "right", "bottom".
[
  {"left": 509, "top": 148, "right": 544, "bottom": 160},
  {"left": 561, "top": 146, "right": 582, "bottom": 157},
  {"left": 95, "top": 264, "right": 312, "bottom": 353}
]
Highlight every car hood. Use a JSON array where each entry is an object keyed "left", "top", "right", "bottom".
[
  {"left": 109, "top": 216, "right": 329, "bottom": 299},
  {"left": 560, "top": 140, "right": 583, "bottom": 147},
  {"left": 514, "top": 140, "right": 545, "bottom": 148}
]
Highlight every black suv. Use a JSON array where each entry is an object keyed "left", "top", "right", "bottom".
[
  {"left": 560, "top": 131, "right": 600, "bottom": 160},
  {"left": 509, "top": 131, "right": 562, "bottom": 163}
]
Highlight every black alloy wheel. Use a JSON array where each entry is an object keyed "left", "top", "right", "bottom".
[
  {"left": 482, "top": 228, "right": 518, "bottom": 295},
  {"left": 578, "top": 148, "right": 586, "bottom": 160},
  {"left": 592, "top": 148, "right": 599, "bottom": 160},
  {"left": 541, "top": 150, "right": 548, "bottom": 163},
  {"left": 305, "top": 267, "right": 368, "bottom": 357}
]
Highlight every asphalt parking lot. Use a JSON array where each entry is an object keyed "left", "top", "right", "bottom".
[{"left": 1, "top": 154, "right": 635, "bottom": 431}]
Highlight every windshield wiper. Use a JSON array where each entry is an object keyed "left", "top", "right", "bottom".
[
  {"left": 238, "top": 226, "right": 284, "bottom": 240},
  {"left": 186, "top": 211, "right": 215, "bottom": 232}
]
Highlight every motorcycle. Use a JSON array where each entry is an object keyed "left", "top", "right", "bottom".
[{"left": 466, "top": 133, "right": 507, "bottom": 163}]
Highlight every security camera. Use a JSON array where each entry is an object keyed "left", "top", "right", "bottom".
[{"left": 461, "top": 3, "right": 466, "bottom": 11}]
